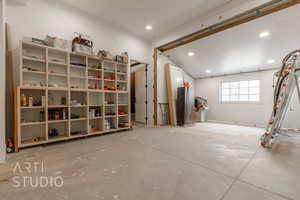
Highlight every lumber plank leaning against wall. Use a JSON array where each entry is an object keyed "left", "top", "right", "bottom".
[{"left": 0, "top": 0, "right": 6, "bottom": 163}]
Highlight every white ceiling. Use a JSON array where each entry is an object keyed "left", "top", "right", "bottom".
[
  {"left": 59, "top": 0, "right": 232, "bottom": 41},
  {"left": 165, "top": 4, "right": 300, "bottom": 79}
]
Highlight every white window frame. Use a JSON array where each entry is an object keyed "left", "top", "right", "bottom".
[{"left": 219, "top": 79, "right": 261, "bottom": 104}]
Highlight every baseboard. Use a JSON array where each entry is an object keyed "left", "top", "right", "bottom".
[{"left": 206, "top": 120, "right": 300, "bottom": 133}]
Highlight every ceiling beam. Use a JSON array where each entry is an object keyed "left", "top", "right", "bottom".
[{"left": 157, "top": 0, "right": 300, "bottom": 52}]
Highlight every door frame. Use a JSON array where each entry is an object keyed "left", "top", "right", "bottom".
[{"left": 130, "top": 59, "right": 149, "bottom": 125}]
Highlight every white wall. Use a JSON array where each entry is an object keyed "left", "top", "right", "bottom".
[
  {"left": 195, "top": 70, "right": 300, "bottom": 129},
  {"left": 0, "top": 0, "right": 6, "bottom": 163},
  {"left": 6, "top": 0, "right": 152, "bottom": 68},
  {"left": 157, "top": 53, "right": 195, "bottom": 125}
]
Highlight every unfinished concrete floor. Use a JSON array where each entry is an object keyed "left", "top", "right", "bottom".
[{"left": 0, "top": 123, "right": 300, "bottom": 200}]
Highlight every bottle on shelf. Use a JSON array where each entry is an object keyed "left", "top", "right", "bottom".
[
  {"left": 28, "top": 95, "right": 33, "bottom": 107},
  {"left": 21, "top": 93, "right": 27, "bottom": 107}
]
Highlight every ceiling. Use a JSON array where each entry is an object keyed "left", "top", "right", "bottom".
[
  {"left": 165, "top": 4, "right": 300, "bottom": 79},
  {"left": 59, "top": 0, "right": 232, "bottom": 41}
]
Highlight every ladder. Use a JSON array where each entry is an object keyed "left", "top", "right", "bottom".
[{"left": 261, "top": 50, "right": 300, "bottom": 148}]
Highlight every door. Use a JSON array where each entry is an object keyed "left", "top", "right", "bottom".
[{"left": 135, "top": 66, "right": 147, "bottom": 123}]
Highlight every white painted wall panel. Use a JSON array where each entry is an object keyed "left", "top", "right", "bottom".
[{"left": 195, "top": 70, "right": 300, "bottom": 129}]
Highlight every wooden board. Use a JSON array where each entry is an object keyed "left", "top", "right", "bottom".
[
  {"left": 5, "top": 23, "right": 17, "bottom": 151},
  {"left": 157, "top": 0, "right": 300, "bottom": 52},
  {"left": 165, "top": 64, "right": 177, "bottom": 126}
]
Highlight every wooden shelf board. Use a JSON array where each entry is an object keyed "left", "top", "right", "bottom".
[
  {"left": 20, "top": 140, "right": 46, "bottom": 148},
  {"left": 104, "top": 104, "right": 116, "bottom": 107},
  {"left": 88, "top": 89, "right": 103, "bottom": 93},
  {"left": 71, "top": 105, "right": 88, "bottom": 107},
  {"left": 117, "top": 91, "right": 128, "bottom": 93},
  {"left": 20, "top": 86, "right": 46, "bottom": 90},
  {"left": 89, "top": 104, "right": 103, "bottom": 107},
  {"left": 48, "top": 73, "right": 68, "bottom": 77},
  {"left": 88, "top": 77, "right": 102, "bottom": 81},
  {"left": 105, "top": 115, "right": 117, "bottom": 118},
  {"left": 70, "top": 65, "right": 86, "bottom": 69},
  {"left": 118, "top": 104, "right": 129, "bottom": 106},
  {"left": 70, "top": 133, "right": 89, "bottom": 139},
  {"left": 90, "top": 131, "right": 105, "bottom": 135},
  {"left": 48, "top": 61, "right": 68, "bottom": 67},
  {"left": 70, "top": 118, "right": 88, "bottom": 122},
  {"left": 89, "top": 117, "right": 103, "bottom": 120},
  {"left": 48, "top": 120, "right": 68, "bottom": 124},
  {"left": 70, "top": 88, "right": 87, "bottom": 92},
  {"left": 21, "top": 122, "right": 46, "bottom": 126},
  {"left": 21, "top": 106, "right": 45, "bottom": 109},
  {"left": 118, "top": 127, "right": 131, "bottom": 131},
  {"left": 48, "top": 135, "right": 69, "bottom": 142},
  {"left": 23, "top": 56, "right": 45, "bottom": 63},
  {"left": 118, "top": 114, "right": 129, "bottom": 117},
  {"left": 71, "top": 76, "right": 86, "bottom": 79},
  {"left": 88, "top": 67, "right": 102, "bottom": 71},
  {"left": 104, "top": 90, "right": 117, "bottom": 93},
  {"left": 48, "top": 46, "right": 68, "bottom": 53},
  {"left": 48, "top": 87, "right": 68, "bottom": 91},
  {"left": 23, "top": 70, "right": 46, "bottom": 75},
  {"left": 48, "top": 105, "right": 68, "bottom": 108},
  {"left": 22, "top": 40, "right": 47, "bottom": 49},
  {"left": 104, "top": 79, "right": 115, "bottom": 82}
]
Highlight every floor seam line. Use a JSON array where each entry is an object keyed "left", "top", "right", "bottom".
[
  {"left": 237, "top": 179, "right": 294, "bottom": 200},
  {"left": 219, "top": 146, "right": 261, "bottom": 200}
]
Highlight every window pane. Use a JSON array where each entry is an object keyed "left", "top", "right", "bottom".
[
  {"left": 220, "top": 80, "right": 260, "bottom": 103},
  {"left": 239, "top": 95, "right": 249, "bottom": 101},
  {"left": 249, "top": 80, "right": 259, "bottom": 87},
  {"left": 239, "top": 88, "right": 249, "bottom": 95},
  {"left": 240, "top": 81, "right": 249, "bottom": 88},
  {"left": 222, "top": 89, "right": 230, "bottom": 95},
  {"left": 249, "top": 95, "right": 259, "bottom": 101},
  {"left": 230, "top": 95, "right": 238, "bottom": 101},
  {"left": 230, "top": 88, "right": 239, "bottom": 95},
  {"left": 230, "top": 82, "right": 239, "bottom": 88},
  {"left": 222, "top": 82, "right": 230, "bottom": 88},
  {"left": 222, "top": 96, "right": 229, "bottom": 101}
]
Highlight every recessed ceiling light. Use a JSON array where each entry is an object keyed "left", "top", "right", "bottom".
[
  {"left": 267, "top": 59, "right": 275, "bottom": 64},
  {"left": 145, "top": 25, "right": 152, "bottom": 31},
  {"left": 260, "top": 31, "right": 270, "bottom": 38},
  {"left": 188, "top": 52, "right": 195, "bottom": 57},
  {"left": 206, "top": 69, "right": 212, "bottom": 73}
]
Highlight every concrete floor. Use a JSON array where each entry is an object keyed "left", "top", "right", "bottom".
[{"left": 0, "top": 123, "right": 300, "bottom": 200}]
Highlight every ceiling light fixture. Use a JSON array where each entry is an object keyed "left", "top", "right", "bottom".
[
  {"left": 260, "top": 31, "right": 270, "bottom": 38},
  {"left": 188, "top": 52, "right": 195, "bottom": 57},
  {"left": 206, "top": 69, "right": 212, "bottom": 73},
  {"left": 145, "top": 25, "right": 152, "bottom": 31},
  {"left": 267, "top": 59, "right": 275, "bottom": 64}
]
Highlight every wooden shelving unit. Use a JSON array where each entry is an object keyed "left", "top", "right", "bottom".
[{"left": 16, "top": 40, "right": 131, "bottom": 150}]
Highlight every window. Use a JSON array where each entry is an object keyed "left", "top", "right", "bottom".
[{"left": 221, "top": 80, "right": 260, "bottom": 103}]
